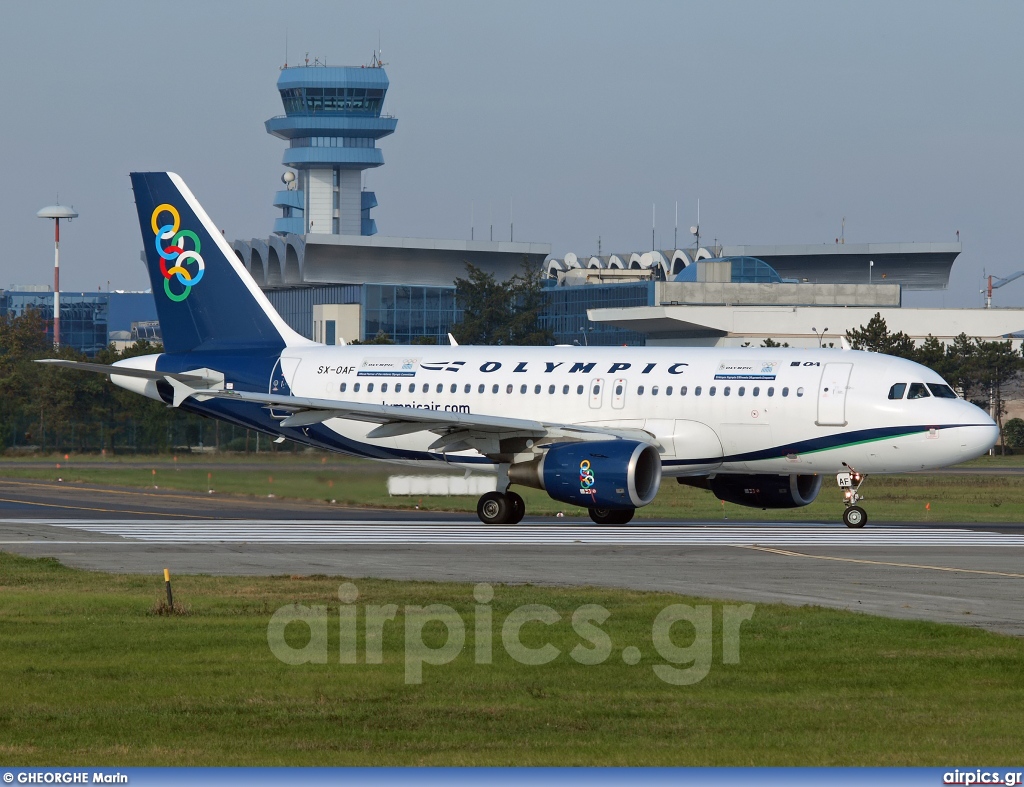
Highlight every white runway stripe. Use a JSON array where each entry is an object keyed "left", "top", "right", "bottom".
[{"left": 7, "top": 519, "right": 1024, "bottom": 547}]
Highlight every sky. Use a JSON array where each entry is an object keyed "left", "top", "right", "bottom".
[{"left": 1, "top": 0, "right": 1022, "bottom": 307}]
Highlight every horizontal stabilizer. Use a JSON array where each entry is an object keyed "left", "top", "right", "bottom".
[{"left": 36, "top": 359, "right": 208, "bottom": 384}]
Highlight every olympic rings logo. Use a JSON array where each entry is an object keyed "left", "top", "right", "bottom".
[
  {"left": 152, "top": 203, "right": 204, "bottom": 302},
  {"left": 579, "top": 459, "right": 595, "bottom": 490}
]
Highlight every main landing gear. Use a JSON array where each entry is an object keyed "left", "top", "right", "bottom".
[
  {"left": 476, "top": 490, "right": 525, "bottom": 525},
  {"left": 837, "top": 464, "right": 868, "bottom": 528}
]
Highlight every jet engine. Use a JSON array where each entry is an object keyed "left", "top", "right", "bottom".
[
  {"left": 681, "top": 473, "right": 822, "bottom": 509},
  {"left": 510, "top": 440, "right": 662, "bottom": 511}
]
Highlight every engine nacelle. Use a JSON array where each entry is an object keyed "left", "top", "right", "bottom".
[
  {"left": 697, "top": 473, "right": 822, "bottom": 509},
  {"left": 509, "top": 440, "right": 662, "bottom": 511}
]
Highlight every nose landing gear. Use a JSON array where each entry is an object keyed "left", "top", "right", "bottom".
[{"left": 837, "top": 464, "right": 868, "bottom": 528}]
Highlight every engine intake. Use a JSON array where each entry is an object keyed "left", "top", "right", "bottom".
[
  {"left": 682, "top": 473, "right": 822, "bottom": 509},
  {"left": 510, "top": 440, "right": 662, "bottom": 511}
]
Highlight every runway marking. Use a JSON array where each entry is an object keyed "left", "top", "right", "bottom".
[
  {"left": 0, "top": 479, "right": 295, "bottom": 508},
  {"left": 9, "top": 520, "right": 1024, "bottom": 547},
  {"left": 0, "top": 497, "right": 216, "bottom": 519},
  {"left": 737, "top": 545, "right": 1024, "bottom": 579}
]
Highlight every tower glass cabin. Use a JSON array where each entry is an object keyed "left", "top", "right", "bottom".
[{"left": 266, "top": 64, "right": 396, "bottom": 236}]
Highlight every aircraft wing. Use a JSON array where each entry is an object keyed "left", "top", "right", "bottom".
[
  {"left": 37, "top": 359, "right": 659, "bottom": 456},
  {"left": 178, "top": 384, "right": 658, "bottom": 457}
]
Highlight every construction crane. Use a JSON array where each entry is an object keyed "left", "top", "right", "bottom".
[{"left": 983, "top": 270, "right": 1024, "bottom": 308}]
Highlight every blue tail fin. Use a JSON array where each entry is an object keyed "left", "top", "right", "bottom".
[{"left": 131, "top": 172, "right": 310, "bottom": 354}]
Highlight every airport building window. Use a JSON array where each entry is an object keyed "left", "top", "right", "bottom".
[
  {"left": 539, "top": 283, "right": 651, "bottom": 347},
  {"left": 888, "top": 383, "right": 907, "bottom": 400},
  {"left": 281, "top": 87, "right": 386, "bottom": 115},
  {"left": 289, "top": 136, "right": 376, "bottom": 149},
  {"left": 363, "top": 284, "right": 458, "bottom": 345}
]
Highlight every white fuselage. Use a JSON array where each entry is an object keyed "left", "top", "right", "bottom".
[{"left": 116, "top": 344, "right": 994, "bottom": 477}]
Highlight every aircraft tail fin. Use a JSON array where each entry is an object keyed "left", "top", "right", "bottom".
[{"left": 130, "top": 172, "right": 312, "bottom": 354}]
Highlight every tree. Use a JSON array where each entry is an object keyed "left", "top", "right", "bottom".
[
  {"left": 966, "top": 339, "right": 1024, "bottom": 454},
  {"left": 452, "top": 260, "right": 553, "bottom": 346},
  {"left": 351, "top": 330, "right": 395, "bottom": 345},
  {"left": 845, "top": 313, "right": 916, "bottom": 357},
  {"left": 1003, "top": 418, "right": 1024, "bottom": 450},
  {"left": 761, "top": 338, "right": 789, "bottom": 348}
]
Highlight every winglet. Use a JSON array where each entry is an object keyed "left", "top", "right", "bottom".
[
  {"left": 840, "top": 336, "right": 851, "bottom": 351},
  {"left": 448, "top": 332, "right": 459, "bottom": 346}
]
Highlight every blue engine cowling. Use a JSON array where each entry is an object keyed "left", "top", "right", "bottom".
[
  {"left": 704, "top": 473, "right": 822, "bottom": 509},
  {"left": 511, "top": 440, "right": 662, "bottom": 511}
]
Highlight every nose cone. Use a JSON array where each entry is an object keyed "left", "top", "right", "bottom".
[{"left": 956, "top": 406, "right": 1000, "bottom": 460}]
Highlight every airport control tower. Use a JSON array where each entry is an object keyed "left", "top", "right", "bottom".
[{"left": 266, "top": 56, "right": 396, "bottom": 236}]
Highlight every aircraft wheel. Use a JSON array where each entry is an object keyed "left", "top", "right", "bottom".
[
  {"left": 843, "top": 506, "right": 867, "bottom": 528},
  {"left": 477, "top": 492, "right": 510, "bottom": 525},
  {"left": 589, "top": 507, "right": 635, "bottom": 525},
  {"left": 506, "top": 491, "right": 526, "bottom": 524}
]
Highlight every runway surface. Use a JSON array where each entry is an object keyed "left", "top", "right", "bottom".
[{"left": 1, "top": 479, "right": 1023, "bottom": 637}]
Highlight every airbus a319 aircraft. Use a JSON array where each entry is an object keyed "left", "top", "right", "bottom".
[{"left": 43, "top": 173, "right": 999, "bottom": 527}]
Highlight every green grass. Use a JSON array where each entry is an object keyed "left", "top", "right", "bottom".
[
  {"left": 1, "top": 551, "right": 1022, "bottom": 765},
  {"left": 2, "top": 454, "right": 1024, "bottom": 521}
]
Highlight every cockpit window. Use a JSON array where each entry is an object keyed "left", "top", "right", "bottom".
[
  {"left": 927, "top": 383, "right": 958, "bottom": 399},
  {"left": 907, "top": 382, "right": 931, "bottom": 399},
  {"left": 887, "top": 383, "right": 907, "bottom": 400}
]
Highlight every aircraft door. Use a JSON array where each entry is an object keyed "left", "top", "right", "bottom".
[
  {"left": 269, "top": 356, "right": 301, "bottom": 420},
  {"left": 816, "top": 362, "right": 853, "bottom": 426},
  {"left": 589, "top": 378, "right": 605, "bottom": 409},
  {"left": 611, "top": 378, "right": 627, "bottom": 409}
]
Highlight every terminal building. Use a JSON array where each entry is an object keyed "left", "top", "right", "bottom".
[
  {"left": 226, "top": 56, "right": 1024, "bottom": 351},
  {"left": 0, "top": 288, "right": 158, "bottom": 356}
]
